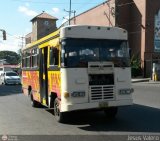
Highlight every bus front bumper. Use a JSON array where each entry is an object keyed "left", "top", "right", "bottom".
[{"left": 61, "top": 99, "right": 133, "bottom": 112}]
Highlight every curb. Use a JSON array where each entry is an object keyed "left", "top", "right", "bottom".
[{"left": 132, "top": 78, "right": 150, "bottom": 83}]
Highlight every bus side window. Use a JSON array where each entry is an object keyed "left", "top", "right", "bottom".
[
  {"left": 22, "top": 52, "right": 27, "bottom": 68},
  {"left": 22, "top": 58, "right": 25, "bottom": 68},
  {"left": 31, "top": 48, "right": 38, "bottom": 68},
  {"left": 50, "top": 47, "right": 59, "bottom": 66},
  {"left": 26, "top": 51, "right": 31, "bottom": 68}
]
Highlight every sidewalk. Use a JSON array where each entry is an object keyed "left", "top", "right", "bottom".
[
  {"left": 132, "top": 78, "right": 151, "bottom": 83},
  {"left": 132, "top": 77, "right": 160, "bottom": 83}
]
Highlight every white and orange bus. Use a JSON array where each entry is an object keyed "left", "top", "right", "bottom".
[{"left": 21, "top": 25, "right": 133, "bottom": 122}]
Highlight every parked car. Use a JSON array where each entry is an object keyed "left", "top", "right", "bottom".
[
  {"left": 0, "top": 66, "right": 12, "bottom": 76},
  {"left": 1, "top": 71, "right": 21, "bottom": 85}
]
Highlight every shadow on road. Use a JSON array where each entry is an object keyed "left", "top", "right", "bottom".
[
  {"left": 0, "top": 84, "right": 22, "bottom": 96},
  {"left": 59, "top": 104, "right": 160, "bottom": 133}
]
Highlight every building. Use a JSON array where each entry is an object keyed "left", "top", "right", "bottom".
[
  {"left": 25, "top": 1, "right": 160, "bottom": 77},
  {"left": 25, "top": 12, "right": 58, "bottom": 44},
  {"left": 68, "top": 0, "right": 160, "bottom": 77}
]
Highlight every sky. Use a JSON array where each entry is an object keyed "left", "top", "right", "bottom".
[{"left": 0, "top": 0, "right": 106, "bottom": 53}]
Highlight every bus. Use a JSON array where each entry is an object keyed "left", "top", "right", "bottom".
[{"left": 21, "top": 25, "right": 133, "bottom": 122}]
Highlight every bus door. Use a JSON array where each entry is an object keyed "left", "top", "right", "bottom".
[{"left": 39, "top": 47, "right": 48, "bottom": 106}]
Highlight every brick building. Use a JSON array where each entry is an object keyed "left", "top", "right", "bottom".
[
  {"left": 68, "top": 0, "right": 160, "bottom": 77},
  {"left": 25, "top": 12, "right": 58, "bottom": 44}
]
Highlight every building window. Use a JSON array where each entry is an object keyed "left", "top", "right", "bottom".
[
  {"left": 44, "top": 20, "right": 49, "bottom": 26},
  {"left": 154, "top": 9, "right": 160, "bottom": 52}
]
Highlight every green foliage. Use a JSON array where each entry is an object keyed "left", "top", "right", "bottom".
[
  {"left": 130, "top": 54, "right": 142, "bottom": 77},
  {"left": 0, "top": 51, "right": 21, "bottom": 65}
]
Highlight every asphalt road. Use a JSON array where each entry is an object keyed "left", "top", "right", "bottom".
[
  {"left": 133, "top": 82, "right": 160, "bottom": 109},
  {"left": 0, "top": 82, "right": 160, "bottom": 140}
]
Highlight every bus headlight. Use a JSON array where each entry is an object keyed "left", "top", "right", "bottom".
[
  {"left": 119, "top": 88, "right": 134, "bottom": 95},
  {"left": 71, "top": 91, "right": 85, "bottom": 97},
  {"left": 64, "top": 92, "right": 70, "bottom": 98}
]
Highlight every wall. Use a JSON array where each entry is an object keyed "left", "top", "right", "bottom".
[
  {"left": 25, "top": 33, "right": 32, "bottom": 44},
  {"left": 65, "top": 0, "right": 160, "bottom": 77},
  {"left": 145, "top": 0, "right": 160, "bottom": 76},
  {"left": 32, "top": 18, "right": 57, "bottom": 42},
  {"left": 70, "top": 0, "right": 115, "bottom": 27},
  {"left": 32, "top": 20, "right": 37, "bottom": 42},
  {"left": 37, "top": 18, "right": 57, "bottom": 40}
]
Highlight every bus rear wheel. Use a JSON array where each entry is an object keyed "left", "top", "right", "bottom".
[
  {"left": 54, "top": 98, "right": 66, "bottom": 123},
  {"left": 29, "top": 91, "right": 40, "bottom": 108},
  {"left": 104, "top": 107, "right": 118, "bottom": 120}
]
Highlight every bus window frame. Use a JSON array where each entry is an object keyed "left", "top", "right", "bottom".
[
  {"left": 22, "top": 50, "right": 31, "bottom": 69},
  {"left": 49, "top": 46, "right": 59, "bottom": 68},
  {"left": 31, "top": 47, "right": 39, "bottom": 68}
]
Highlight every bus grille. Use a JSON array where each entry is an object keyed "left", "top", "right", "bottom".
[{"left": 90, "top": 85, "right": 114, "bottom": 101}]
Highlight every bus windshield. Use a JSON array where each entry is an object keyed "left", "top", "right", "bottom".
[{"left": 61, "top": 38, "right": 130, "bottom": 68}]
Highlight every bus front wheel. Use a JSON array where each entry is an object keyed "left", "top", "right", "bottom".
[
  {"left": 54, "top": 98, "right": 66, "bottom": 123},
  {"left": 104, "top": 107, "right": 118, "bottom": 119}
]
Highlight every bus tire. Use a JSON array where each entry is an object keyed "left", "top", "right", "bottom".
[
  {"left": 54, "top": 98, "right": 66, "bottom": 123},
  {"left": 29, "top": 91, "right": 40, "bottom": 108},
  {"left": 104, "top": 107, "right": 118, "bottom": 120}
]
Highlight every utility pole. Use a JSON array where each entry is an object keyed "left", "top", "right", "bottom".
[
  {"left": 73, "top": 10, "right": 76, "bottom": 24},
  {"left": 64, "top": 0, "right": 76, "bottom": 25},
  {"left": 69, "top": 0, "right": 71, "bottom": 25},
  {"left": 21, "top": 36, "right": 25, "bottom": 49},
  {"left": 18, "top": 36, "right": 25, "bottom": 50},
  {"left": 17, "top": 36, "right": 25, "bottom": 57}
]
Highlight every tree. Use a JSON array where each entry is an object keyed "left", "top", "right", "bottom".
[
  {"left": 130, "top": 54, "right": 142, "bottom": 77},
  {"left": 0, "top": 51, "right": 21, "bottom": 65}
]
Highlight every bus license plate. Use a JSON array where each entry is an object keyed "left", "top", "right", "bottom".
[{"left": 99, "top": 102, "right": 108, "bottom": 108}]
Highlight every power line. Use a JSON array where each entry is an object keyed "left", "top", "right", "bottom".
[
  {"left": 6, "top": 33, "right": 22, "bottom": 40},
  {"left": 0, "top": 41, "right": 19, "bottom": 46},
  {"left": 0, "top": 32, "right": 24, "bottom": 49},
  {"left": 11, "top": 0, "right": 142, "bottom": 8},
  {"left": 11, "top": 0, "right": 106, "bottom": 5}
]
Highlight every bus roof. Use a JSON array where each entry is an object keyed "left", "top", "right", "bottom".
[
  {"left": 22, "top": 25, "right": 128, "bottom": 51},
  {"left": 22, "top": 29, "right": 60, "bottom": 51},
  {"left": 60, "top": 25, "right": 128, "bottom": 40}
]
